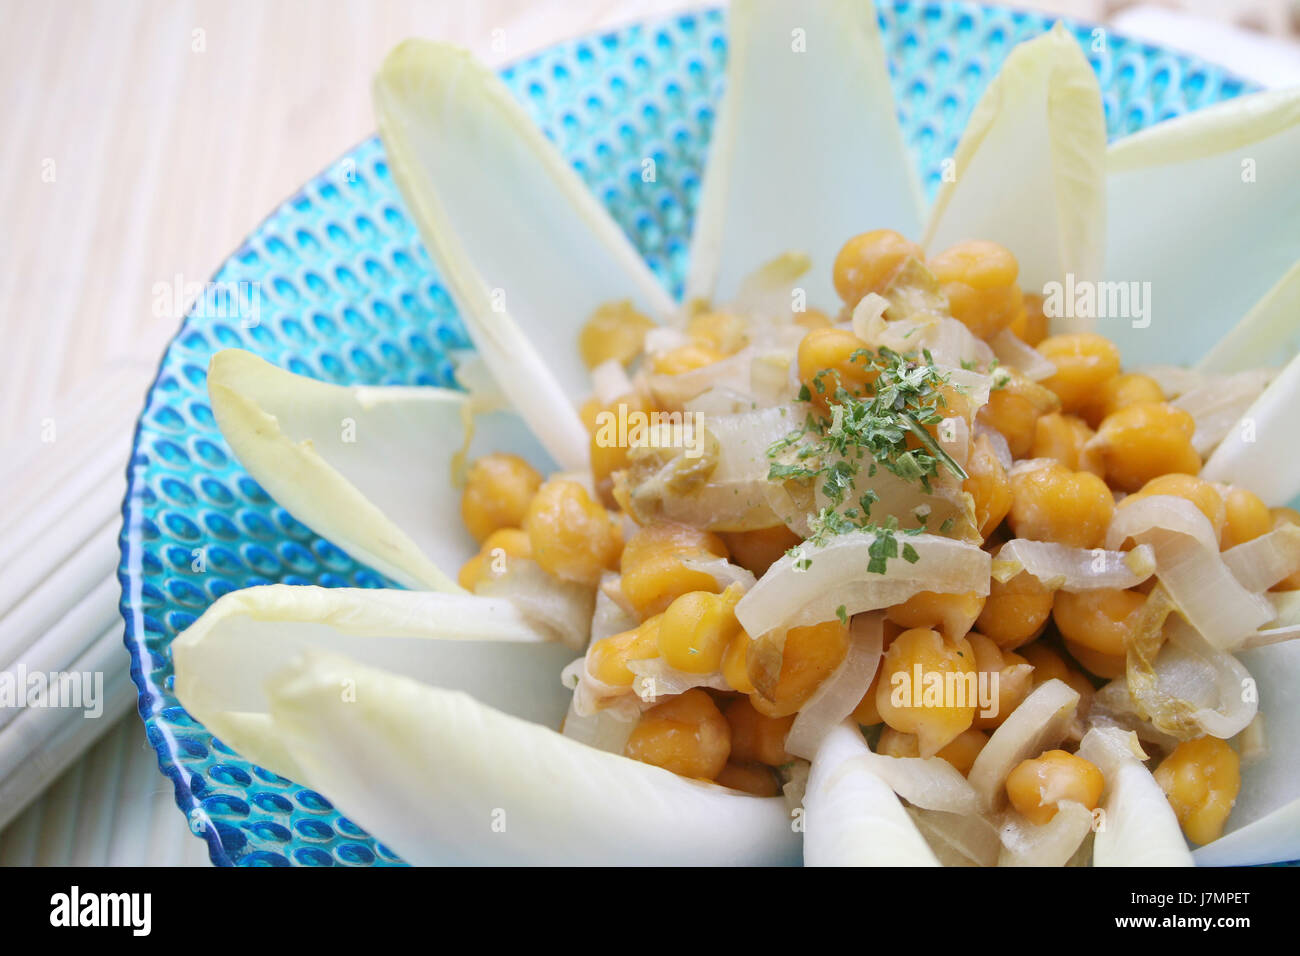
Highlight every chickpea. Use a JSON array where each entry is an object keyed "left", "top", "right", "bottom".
[
  {"left": 457, "top": 528, "right": 532, "bottom": 590},
  {"left": 715, "top": 762, "right": 780, "bottom": 796},
  {"left": 886, "top": 589, "right": 986, "bottom": 641},
  {"left": 1019, "top": 641, "right": 1096, "bottom": 707},
  {"left": 796, "top": 327, "right": 877, "bottom": 411},
  {"left": 1009, "top": 291, "right": 1049, "bottom": 346},
  {"left": 1221, "top": 487, "right": 1272, "bottom": 551},
  {"left": 588, "top": 615, "right": 662, "bottom": 686},
  {"left": 523, "top": 479, "right": 622, "bottom": 585},
  {"left": 1270, "top": 508, "right": 1300, "bottom": 590},
  {"left": 1005, "top": 749, "right": 1105, "bottom": 825},
  {"left": 461, "top": 453, "right": 543, "bottom": 543},
  {"left": 722, "top": 631, "right": 756, "bottom": 694},
  {"left": 968, "top": 632, "right": 1034, "bottom": 730},
  {"left": 624, "top": 688, "right": 731, "bottom": 780},
  {"left": 1007, "top": 461, "right": 1114, "bottom": 549},
  {"left": 852, "top": 663, "right": 884, "bottom": 726},
  {"left": 976, "top": 373, "right": 1060, "bottom": 459},
  {"left": 963, "top": 432, "right": 1013, "bottom": 540},
  {"left": 976, "top": 569, "right": 1054, "bottom": 650},
  {"left": 620, "top": 522, "right": 729, "bottom": 618},
  {"left": 657, "top": 585, "right": 744, "bottom": 674},
  {"left": 793, "top": 307, "right": 834, "bottom": 331},
  {"left": 720, "top": 525, "right": 802, "bottom": 577},
  {"left": 1093, "top": 402, "right": 1200, "bottom": 492},
  {"left": 1154, "top": 736, "right": 1241, "bottom": 845},
  {"left": 1079, "top": 372, "right": 1164, "bottom": 429},
  {"left": 1063, "top": 638, "right": 1126, "bottom": 680},
  {"left": 876, "top": 725, "right": 921, "bottom": 758},
  {"left": 1053, "top": 588, "right": 1145, "bottom": 658},
  {"left": 686, "top": 310, "right": 748, "bottom": 355},
  {"left": 587, "top": 391, "right": 656, "bottom": 500},
  {"left": 650, "top": 342, "right": 729, "bottom": 376},
  {"left": 1031, "top": 412, "right": 1105, "bottom": 478},
  {"left": 578, "top": 300, "right": 654, "bottom": 369},
  {"left": 751, "top": 619, "right": 850, "bottom": 718},
  {"left": 832, "top": 229, "right": 924, "bottom": 309},
  {"left": 876, "top": 726, "right": 988, "bottom": 775},
  {"left": 1119, "top": 473, "right": 1225, "bottom": 542},
  {"left": 929, "top": 240, "right": 1026, "bottom": 340},
  {"left": 1036, "top": 333, "right": 1121, "bottom": 415},
  {"left": 725, "top": 697, "right": 795, "bottom": 766},
  {"left": 875, "top": 628, "right": 977, "bottom": 757}
]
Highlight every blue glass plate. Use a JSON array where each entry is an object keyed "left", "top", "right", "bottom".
[{"left": 118, "top": 1, "right": 1257, "bottom": 866}]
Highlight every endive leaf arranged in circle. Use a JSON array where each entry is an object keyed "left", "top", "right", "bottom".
[
  {"left": 687, "top": 0, "right": 926, "bottom": 309},
  {"left": 208, "top": 348, "right": 550, "bottom": 591},
  {"left": 264, "top": 648, "right": 802, "bottom": 866},
  {"left": 1105, "top": 87, "right": 1300, "bottom": 368},
  {"left": 923, "top": 22, "right": 1107, "bottom": 313},
  {"left": 374, "top": 40, "right": 678, "bottom": 471},
  {"left": 172, "top": 585, "right": 578, "bottom": 771},
  {"left": 803, "top": 722, "right": 940, "bottom": 866}
]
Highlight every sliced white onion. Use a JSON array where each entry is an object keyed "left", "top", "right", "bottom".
[
  {"left": 591, "top": 573, "right": 637, "bottom": 645},
  {"left": 967, "top": 679, "right": 1081, "bottom": 812},
  {"left": 475, "top": 558, "right": 595, "bottom": 651},
  {"left": 591, "top": 359, "right": 635, "bottom": 406},
  {"left": 990, "top": 329, "right": 1056, "bottom": 382},
  {"left": 647, "top": 347, "right": 756, "bottom": 410},
  {"left": 1135, "top": 364, "right": 1208, "bottom": 399},
  {"left": 785, "top": 614, "right": 884, "bottom": 760},
  {"left": 643, "top": 327, "right": 689, "bottom": 354},
  {"left": 1222, "top": 523, "right": 1300, "bottom": 594},
  {"left": 730, "top": 252, "right": 812, "bottom": 325},
  {"left": 1237, "top": 714, "right": 1268, "bottom": 767},
  {"left": 626, "top": 658, "right": 732, "bottom": 702},
  {"left": 851, "top": 748, "right": 981, "bottom": 815},
  {"left": 1076, "top": 725, "right": 1194, "bottom": 867},
  {"left": 1173, "top": 368, "right": 1273, "bottom": 456},
  {"left": 736, "top": 531, "right": 990, "bottom": 641},
  {"left": 1143, "top": 616, "right": 1258, "bottom": 739},
  {"left": 907, "top": 807, "right": 1001, "bottom": 867},
  {"left": 1106, "top": 495, "right": 1274, "bottom": 650},
  {"left": 992, "top": 538, "right": 1155, "bottom": 591},
  {"left": 997, "top": 801, "right": 1094, "bottom": 867},
  {"left": 560, "top": 697, "right": 637, "bottom": 755},
  {"left": 1245, "top": 590, "right": 1300, "bottom": 649},
  {"left": 803, "top": 722, "right": 940, "bottom": 866},
  {"left": 685, "top": 386, "right": 762, "bottom": 416},
  {"left": 974, "top": 423, "right": 1013, "bottom": 471},
  {"left": 853, "top": 302, "right": 994, "bottom": 374},
  {"left": 680, "top": 555, "right": 758, "bottom": 593}
]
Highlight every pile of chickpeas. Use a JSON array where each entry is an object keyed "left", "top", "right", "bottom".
[{"left": 456, "top": 229, "right": 1295, "bottom": 849}]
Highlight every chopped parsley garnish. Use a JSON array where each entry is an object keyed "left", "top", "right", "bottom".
[
  {"left": 835, "top": 605, "right": 848, "bottom": 625},
  {"left": 767, "top": 346, "right": 968, "bottom": 574}
]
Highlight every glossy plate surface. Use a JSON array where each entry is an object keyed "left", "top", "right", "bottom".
[{"left": 118, "top": 1, "right": 1256, "bottom": 866}]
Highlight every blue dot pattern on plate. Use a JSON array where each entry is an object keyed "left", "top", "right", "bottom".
[{"left": 118, "top": 1, "right": 1255, "bottom": 866}]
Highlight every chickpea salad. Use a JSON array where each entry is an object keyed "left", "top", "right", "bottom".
[
  {"left": 455, "top": 230, "right": 1298, "bottom": 867},
  {"left": 170, "top": 9, "right": 1300, "bottom": 866}
]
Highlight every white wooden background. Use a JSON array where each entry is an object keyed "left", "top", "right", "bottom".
[{"left": 0, "top": 0, "right": 1294, "bottom": 866}]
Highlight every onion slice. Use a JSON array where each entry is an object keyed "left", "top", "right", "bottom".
[
  {"left": 997, "top": 801, "right": 1094, "bottom": 867},
  {"left": 1106, "top": 495, "right": 1273, "bottom": 649},
  {"left": 967, "top": 679, "right": 1081, "bottom": 812},
  {"left": 785, "top": 614, "right": 884, "bottom": 760},
  {"left": 907, "top": 807, "right": 1001, "bottom": 867},
  {"left": 737, "top": 531, "right": 990, "bottom": 644},
  {"left": 990, "top": 329, "right": 1056, "bottom": 382},
  {"left": 992, "top": 538, "right": 1155, "bottom": 591},
  {"left": 1222, "top": 523, "right": 1300, "bottom": 594},
  {"left": 475, "top": 558, "right": 595, "bottom": 651}
]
